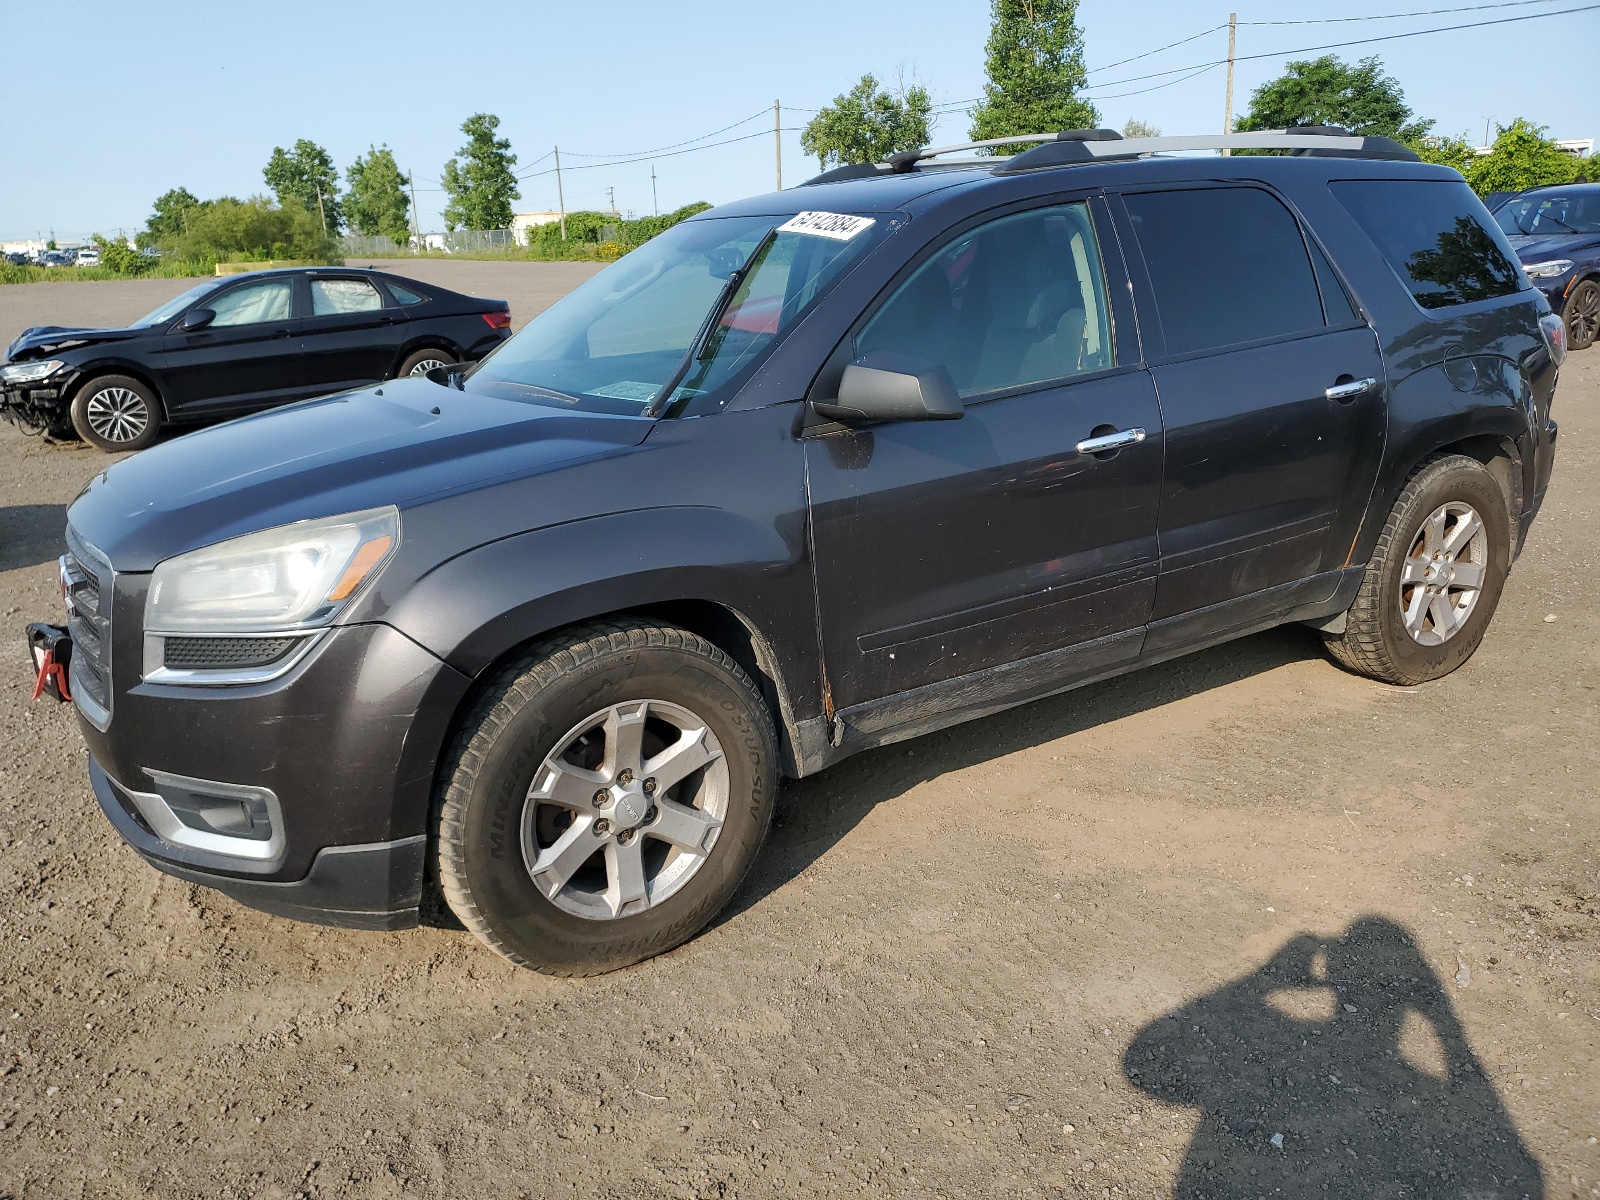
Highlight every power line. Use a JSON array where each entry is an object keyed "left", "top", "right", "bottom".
[
  {"left": 519, "top": 127, "right": 806, "bottom": 178},
  {"left": 529, "top": 109, "right": 770, "bottom": 170},
  {"left": 1088, "top": 24, "right": 1228, "bottom": 74},
  {"left": 1085, "top": 2, "right": 1600, "bottom": 91},
  {"left": 1242, "top": 0, "right": 1574, "bottom": 23}
]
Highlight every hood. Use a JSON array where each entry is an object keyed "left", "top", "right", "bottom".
[
  {"left": 1507, "top": 232, "right": 1600, "bottom": 264},
  {"left": 6, "top": 324, "right": 143, "bottom": 360},
  {"left": 67, "top": 376, "right": 655, "bottom": 571}
]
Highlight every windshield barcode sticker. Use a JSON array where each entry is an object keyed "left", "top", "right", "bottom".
[{"left": 778, "top": 212, "right": 876, "bottom": 241}]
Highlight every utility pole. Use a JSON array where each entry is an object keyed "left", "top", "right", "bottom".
[
  {"left": 1222, "top": 12, "right": 1237, "bottom": 156},
  {"left": 554, "top": 145, "right": 567, "bottom": 241},
  {"left": 408, "top": 170, "right": 421, "bottom": 253},
  {"left": 607, "top": 185, "right": 615, "bottom": 216},
  {"left": 774, "top": 99, "right": 783, "bottom": 190},
  {"left": 651, "top": 166, "right": 658, "bottom": 217}
]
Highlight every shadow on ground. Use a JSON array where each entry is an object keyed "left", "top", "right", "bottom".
[
  {"left": 0, "top": 504, "right": 69, "bottom": 572},
  {"left": 724, "top": 623, "right": 1324, "bottom": 924},
  {"left": 1125, "top": 916, "right": 1543, "bottom": 1198}
]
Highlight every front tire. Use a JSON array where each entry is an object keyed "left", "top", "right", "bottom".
[
  {"left": 1322, "top": 455, "right": 1511, "bottom": 685},
  {"left": 434, "top": 619, "right": 777, "bottom": 975},
  {"left": 70, "top": 375, "right": 162, "bottom": 452},
  {"left": 1565, "top": 279, "right": 1599, "bottom": 351}
]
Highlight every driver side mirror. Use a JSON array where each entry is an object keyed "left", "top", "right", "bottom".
[
  {"left": 811, "top": 351, "right": 964, "bottom": 423},
  {"left": 179, "top": 307, "right": 215, "bottom": 332}
]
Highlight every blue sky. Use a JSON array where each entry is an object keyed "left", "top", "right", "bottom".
[{"left": 2, "top": 0, "right": 1596, "bottom": 241}]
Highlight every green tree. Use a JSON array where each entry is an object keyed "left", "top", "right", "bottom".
[
  {"left": 441, "top": 113, "right": 519, "bottom": 231},
  {"left": 1464, "top": 119, "right": 1589, "bottom": 194},
  {"left": 345, "top": 145, "right": 412, "bottom": 242},
  {"left": 91, "top": 235, "right": 151, "bottom": 276},
  {"left": 1121, "top": 118, "right": 1160, "bottom": 139},
  {"left": 1235, "top": 55, "right": 1431, "bottom": 141},
  {"left": 800, "top": 74, "right": 934, "bottom": 170},
  {"left": 264, "top": 139, "right": 343, "bottom": 233},
  {"left": 142, "top": 187, "right": 203, "bottom": 246},
  {"left": 1410, "top": 131, "right": 1477, "bottom": 175},
  {"left": 164, "top": 195, "right": 340, "bottom": 266},
  {"left": 969, "top": 0, "right": 1098, "bottom": 153}
]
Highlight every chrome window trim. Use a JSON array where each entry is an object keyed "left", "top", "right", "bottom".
[
  {"left": 141, "top": 628, "right": 327, "bottom": 686},
  {"left": 125, "top": 770, "right": 285, "bottom": 863}
]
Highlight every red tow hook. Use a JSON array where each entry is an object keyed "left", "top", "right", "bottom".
[{"left": 31, "top": 647, "right": 71, "bottom": 702}]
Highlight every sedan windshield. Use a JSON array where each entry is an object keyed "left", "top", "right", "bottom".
[
  {"left": 1495, "top": 192, "right": 1600, "bottom": 236},
  {"left": 465, "top": 214, "right": 885, "bottom": 416},
  {"left": 134, "top": 281, "right": 223, "bottom": 328}
]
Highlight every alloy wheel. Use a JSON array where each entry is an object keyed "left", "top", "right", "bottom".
[
  {"left": 1398, "top": 500, "right": 1488, "bottom": 646},
  {"left": 521, "top": 699, "right": 728, "bottom": 920},
  {"left": 84, "top": 386, "right": 150, "bottom": 444},
  {"left": 1567, "top": 282, "right": 1599, "bottom": 348},
  {"left": 408, "top": 357, "right": 449, "bottom": 376}
]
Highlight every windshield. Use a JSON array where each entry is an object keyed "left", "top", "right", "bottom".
[
  {"left": 465, "top": 213, "right": 885, "bottom": 416},
  {"left": 134, "top": 281, "right": 222, "bottom": 328},
  {"left": 1495, "top": 192, "right": 1600, "bottom": 237}
]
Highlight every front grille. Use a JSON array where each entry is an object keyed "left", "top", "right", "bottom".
[
  {"left": 163, "top": 635, "right": 300, "bottom": 670},
  {"left": 62, "top": 527, "right": 113, "bottom": 725}
]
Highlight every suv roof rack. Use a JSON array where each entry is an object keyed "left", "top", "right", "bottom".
[{"left": 799, "top": 126, "right": 1419, "bottom": 186}]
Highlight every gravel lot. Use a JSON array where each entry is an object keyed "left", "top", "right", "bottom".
[{"left": 1, "top": 268, "right": 1596, "bottom": 1199}]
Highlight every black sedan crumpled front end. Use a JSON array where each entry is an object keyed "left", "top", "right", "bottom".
[
  {"left": 0, "top": 359, "right": 75, "bottom": 436},
  {"left": 58, "top": 517, "right": 471, "bottom": 930}
]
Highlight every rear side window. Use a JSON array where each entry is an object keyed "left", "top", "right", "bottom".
[
  {"left": 388, "top": 282, "right": 427, "bottom": 305},
  {"left": 1331, "top": 180, "right": 1522, "bottom": 310},
  {"left": 1124, "top": 187, "right": 1325, "bottom": 357},
  {"left": 311, "top": 278, "right": 384, "bottom": 315}
]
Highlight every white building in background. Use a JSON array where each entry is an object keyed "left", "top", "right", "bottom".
[
  {"left": 1473, "top": 136, "right": 1593, "bottom": 157},
  {"left": 512, "top": 211, "right": 566, "bottom": 244}
]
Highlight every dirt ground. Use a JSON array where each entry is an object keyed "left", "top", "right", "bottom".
[{"left": 0, "top": 267, "right": 1596, "bottom": 1199}]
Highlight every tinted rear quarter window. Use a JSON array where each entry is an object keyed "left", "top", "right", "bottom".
[
  {"left": 1124, "top": 186, "right": 1326, "bottom": 357},
  {"left": 1330, "top": 179, "right": 1522, "bottom": 310}
]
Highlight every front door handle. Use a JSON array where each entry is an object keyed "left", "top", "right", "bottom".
[
  {"left": 1076, "top": 427, "right": 1146, "bottom": 455},
  {"left": 1326, "top": 376, "right": 1377, "bottom": 402}
]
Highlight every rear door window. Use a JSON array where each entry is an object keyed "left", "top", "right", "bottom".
[
  {"left": 1122, "top": 187, "right": 1325, "bottom": 358},
  {"left": 855, "top": 202, "right": 1113, "bottom": 397},
  {"left": 310, "top": 278, "right": 384, "bottom": 315},
  {"left": 1331, "top": 179, "right": 1522, "bottom": 310}
]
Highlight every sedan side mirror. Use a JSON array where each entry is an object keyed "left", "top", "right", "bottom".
[
  {"left": 179, "top": 307, "right": 215, "bottom": 332},
  {"left": 811, "top": 351, "right": 964, "bottom": 423}
]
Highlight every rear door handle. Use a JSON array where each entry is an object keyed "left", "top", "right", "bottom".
[
  {"left": 1076, "top": 427, "right": 1146, "bottom": 455},
  {"left": 1326, "top": 376, "right": 1377, "bottom": 402}
]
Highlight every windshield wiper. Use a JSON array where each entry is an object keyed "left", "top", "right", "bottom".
[{"left": 644, "top": 228, "right": 778, "bottom": 419}]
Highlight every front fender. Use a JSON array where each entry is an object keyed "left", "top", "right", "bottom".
[{"left": 380, "top": 503, "right": 818, "bottom": 697}]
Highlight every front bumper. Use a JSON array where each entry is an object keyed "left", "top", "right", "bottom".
[
  {"left": 78, "top": 586, "right": 472, "bottom": 928},
  {"left": 92, "top": 758, "right": 427, "bottom": 929},
  {"left": 0, "top": 378, "right": 70, "bottom": 430}
]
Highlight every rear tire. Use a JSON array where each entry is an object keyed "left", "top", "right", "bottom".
[
  {"left": 397, "top": 347, "right": 456, "bottom": 378},
  {"left": 434, "top": 619, "right": 777, "bottom": 975},
  {"left": 70, "top": 375, "right": 162, "bottom": 453},
  {"left": 1322, "top": 455, "right": 1511, "bottom": 685},
  {"left": 1564, "top": 279, "right": 1599, "bottom": 351}
]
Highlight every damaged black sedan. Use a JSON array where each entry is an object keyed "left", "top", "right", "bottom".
[{"left": 1, "top": 266, "right": 511, "bottom": 451}]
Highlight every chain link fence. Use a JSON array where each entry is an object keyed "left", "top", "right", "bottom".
[{"left": 339, "top": 229, "right": 518, "bottom": 257}]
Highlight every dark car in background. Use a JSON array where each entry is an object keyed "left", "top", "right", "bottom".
[
  {"left": 1493, "top": 182, "right": 1600, "bottom": 350},
  {"left": 0, "top": 266, "right": 512, "bottom": 451}
]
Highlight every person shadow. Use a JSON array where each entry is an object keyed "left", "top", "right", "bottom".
[{"left": 1124, "top": 917, "right": 1543, "bottom": 1199}]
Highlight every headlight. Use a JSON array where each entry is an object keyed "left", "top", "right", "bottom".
[
  {"left": 1523, "top": 259, "right": 1573, "bottom": 279},
  {"left": 146, "top": 507, "right": 399, "bottom": 633},
  {"left": 1, "top": 360, "right": 64, "bottom": 383}
]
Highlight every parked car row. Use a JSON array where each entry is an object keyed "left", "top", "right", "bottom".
[
  {"left": 0, "top": 267, "right": 513, "bottom": 450},
  {"left": 4, "top": 247, "right": 99, "bottom": 267}
]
